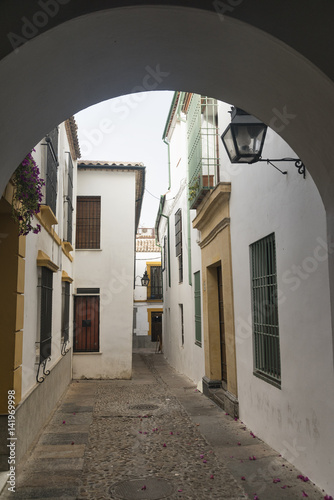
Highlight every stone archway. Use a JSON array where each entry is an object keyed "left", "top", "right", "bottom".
[{"left": 0, "top": 3, "right": 333, "bottom": 358}]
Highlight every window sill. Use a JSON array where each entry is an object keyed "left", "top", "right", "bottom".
[
  {"left": 75, "top": 248, "right": 102, "bottom": 251},
  {"left": 73, "top": 351, "right": 102, "bottom": 355},
  {"left": 253, "top": 370, "right": 281, "bottom": 389}
]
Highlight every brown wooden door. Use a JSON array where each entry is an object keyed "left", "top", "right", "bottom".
[
  {"left": 74, "top": 296, "right": 99, "bottom": 352},
  {"left": 217, "top": 266, "right": 227, "bottom": 383},
  {"left": 151, "top": 312, "right": 162, "bottom": 343}
]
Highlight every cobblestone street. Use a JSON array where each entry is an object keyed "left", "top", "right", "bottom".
[{"left": 0, "top": 352, "right": 328, "bottom": 499}]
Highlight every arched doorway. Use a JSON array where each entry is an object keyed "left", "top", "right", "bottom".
[{"left": 0, "top": 2, "right": 334, "bottom": 492}]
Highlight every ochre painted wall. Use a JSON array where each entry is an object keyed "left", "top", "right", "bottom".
[{"left": 0, "top": 199, "right": 25, "bottom": 412}]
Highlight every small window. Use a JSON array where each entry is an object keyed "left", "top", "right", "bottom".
[
  {"left": 44, "top": 127, "right": 59, "bottom": 215},
  {"left": 194, "top": 271, "right": 202, "bottom": 346},
  {"left": 61, "top": 281, "right": 71, "bottom": 344},
  {"left": 149, "top": 265, "right": 163, "bottom": 299},
  {"left": 175, "top": 209, "right": 183, "bottom": 283},
  {"left": 180, "top": 304, "right": 184, "bottom": 346},
  {"left": 76, "top": 196, "right": 101, "bottom": 249},
  {"left": 64, "top": 154, "right": 74, "bottom": 244},
  {"left": 251, "top": 233, "right": 281, "bottom": 386}
]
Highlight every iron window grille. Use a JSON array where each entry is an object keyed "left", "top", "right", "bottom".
[
  {"left": 44, "top": 127, "right": 59, "bottom": 215},
  {"left": 149, "top": 265, "right": 163, "bottom": 299},
  {"left": 76, "top": 196, "right": 101, "bottom": 249},
  {"left": 36, "top": 267, "right": 53, "bottom": 383},
  {"left": 251, "top": 233, "right": 281, "bottom": 387},
  {"left": 187, "top": 95, "right": 220, "bottom": 209},
  {"left": 175, "top": 209, "right": 183, "bottom": 283},
  {"left": 74, "top": 295, "right": 100, "bottom": 352},
  {"left": 194, "top": 271, "right": 202, "bottom": 346},
  {"left": 61, "top": 281, "right": 71, "bottom": 355},
  {"left": 64, "top": 153, "right": 74, "bottom": 244},
  {"left": 180, "top": 304, "right": 184, "bottom": 346}
]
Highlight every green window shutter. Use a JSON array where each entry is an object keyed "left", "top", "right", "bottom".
[
  {"left": 251, "top": 233, "right": 281, "bottom": 387},
  {"left": 194, "top": 271, "right": 202, "bottom": 346}
]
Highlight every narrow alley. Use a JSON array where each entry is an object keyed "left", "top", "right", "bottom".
[{"left": 0, "top": 352, "right": 327, "bottom": 500}]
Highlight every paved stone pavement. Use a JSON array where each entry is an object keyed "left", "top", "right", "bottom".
[{"left": 0, "top": 352, "right": 330, "bottom": 499}]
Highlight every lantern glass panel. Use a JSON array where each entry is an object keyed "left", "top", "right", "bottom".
[{"left": 221, "top": 127, "right": 238, "bottom": 162}]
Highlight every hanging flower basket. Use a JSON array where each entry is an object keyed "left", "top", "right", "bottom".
[{"left": 12, "top": 150, "right": 45, "bottom": 235}]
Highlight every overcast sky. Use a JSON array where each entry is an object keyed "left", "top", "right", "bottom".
[{"left": 75, "top": 91, "right": 175, "bottom": 228}]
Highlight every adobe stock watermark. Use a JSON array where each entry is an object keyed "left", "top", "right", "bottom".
[
  {"left": 80, "top": 64, "right": 170, "bottom": 156},
  {"left": 234, "top": 236, "right": 333, "bottom": 346},
  {"left": 7, "top": 0, "right": 71, "bottom": 54},
  {"left": 213, "top": 0, "right": 244, "bottom": 22},
  {"left": 247, "top": 437, "right": 306, "bottom": 495}
]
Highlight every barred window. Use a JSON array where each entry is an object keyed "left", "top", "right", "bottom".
[
  {"left": 61, "top": 281, "right": 71, "bottom": 343},
  {"left": 45, "top": 127, "right": 59, "bottom": 215},
  {"left": 194, "top": 271, "right": 202, "bottom": 346},
  {"left": 64, "top": 154, "right": 74, "bottom": 244},
  {"left": 39, "top": 267, "right": 53, "bottom": 362},
  {"left": 175, "top": 209, "right": 183, "bottom": 283},
  {"left": 149, "top": 265, "right": 163, "bottom": 299},
  {"left": 251, "top": 233, "right": 281, "bottom": 386},
  {"left": 76, "top": 196, "right": 101, "bottom": 249}
]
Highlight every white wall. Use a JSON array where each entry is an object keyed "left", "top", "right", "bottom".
[
  {"left": 158, "top": 112, "right": 205, "bottom": 388},
  {"left": 22, "top": 122, "right": 75, "bottom": 399},
  {"left": 228, "top": 122, "right": 334, "bottom": 492},
  {"left": 73, "top": 168, "right": 136, "bottom": 379}
]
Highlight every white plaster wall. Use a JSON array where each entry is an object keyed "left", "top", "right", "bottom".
[
  {"left": 22, "top": 123, "right": 75, "bottom": 399},
  {"left": 228, "top": 126, "right": 334, "bottom": 492},
  {"left": 158, "top": 112, "right": 205, "bottom": 388},
  {"left": 73, "top": 168, "right": 136, "bottom": 379}
]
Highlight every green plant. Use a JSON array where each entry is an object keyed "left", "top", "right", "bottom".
[
  {"left": 188, "top": 177, "right": 200, "bottom": 202},
  {"left": 12, "top": 150, "right": 45, "bottom": 235}
]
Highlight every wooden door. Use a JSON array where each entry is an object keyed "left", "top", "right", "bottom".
[
  {"left": 151, "top": 312, "right": 162, "bottom": 343},
  {"left": 217, "top": 266, "right": 227, "bottom": 383},
  {"left": 74, "top": 296, "right": 99, "bottom": 352}
]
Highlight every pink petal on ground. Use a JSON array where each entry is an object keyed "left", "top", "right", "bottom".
[
  {"left": 178, "top": 489, "right": 183, "bottom": 492},
  {"left": 71, "top": 442, "right": 74, "bottom": 445},
  {"left": 324, "top": 496, "right": 333, "bottom": 500},
  {"left": 170, "top": 432, "right": 173, "bottom": 435},
  {"left": 73, "top": 412, "right": 76, "bottom": 415},
  {"left": 200, "top": 454, "right": 204, "bottom": 459},
  {"left": 238, "top": 442, "right": 241, "bottom": 446},
  {"left": 302, "top": 492, "right": 308, "bottom": 497},
  {"left": 254, "top": 495, "right": 259, "bottom": 500},
  {"left": 273, "top": 478, "right": 281, "bottom": 483},
  {"left": 141, "top": 485, "right": 146, "bottom": 490},
  {"left": 62, "top": 421, "right": 66, "bottom": 424},
  {"left": 163, "top": 443, "right": 167, "bottom": 447},
  {"left": 253, "top": 456, "right": 257, "bottom": 460},
  {"left": 241, "top": 476, "right": 246, "bottom": 481},
  {"left": 210, "top": 475, "right": 214, "bottom": 479},
  {"left": 203, "top": 460, "right": 207, "bottom": 463}
]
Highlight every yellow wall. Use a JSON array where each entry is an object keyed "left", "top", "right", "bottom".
[
  {"left": 147, "top": 308, "right": 163, "bottom": 336},
  {"left": 0, "top": 200, "right": 25, "bottom": 411},
  {"left": 193, "top": 183, "right": 238, "bottom": 397}
]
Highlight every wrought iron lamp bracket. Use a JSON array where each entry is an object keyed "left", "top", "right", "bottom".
[{"left": 258, "top": 158, "right": 306, "bottom": 178}]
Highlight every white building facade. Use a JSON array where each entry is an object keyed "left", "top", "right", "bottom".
[
  {"left": 72, "top": 161, "right": 145, "bottom": 379},
  {"left": 157, "top": 91, "right": 334, "bottom": 494},
  {"left": 0, "top": 118, "right": 79, "bottom": 468},
  {"left": 133, "top": 228, "right": 163, "bottom": 349}
]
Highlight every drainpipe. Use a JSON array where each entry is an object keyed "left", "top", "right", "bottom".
[
  {"left": 163, "top": 138, "right": 171, "bottom": 191},
  {"left": 157, "top": 214, "right": 170, "bottom": 288}
]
